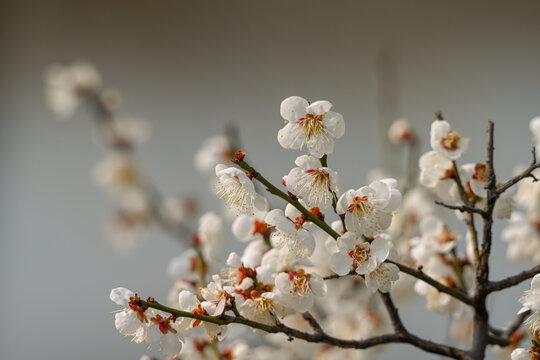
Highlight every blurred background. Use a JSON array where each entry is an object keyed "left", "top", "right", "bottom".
[{"left": 1, "top": 0, "right": 540, "bottom": 359}]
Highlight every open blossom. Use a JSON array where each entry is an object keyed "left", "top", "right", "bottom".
[
  {"left": 231, "top": 197, "right": 269, "bottom": 243},
  {"left": 44, "top": 62, "right": 102, "bottom": 119},
  {"left": 502, "top": 212, "right": 540, "bottom": 263},
  {"left": 410, "top": 215, "right": 460, "bottom": 265},
  {"left": 518, "top": 274, "right": 540, "bottom": 334},
  {"left": 531, "top": 116, "right": 540, "bottom": 153},
  {"left": 329, "top": 232, "right": 391, "bottom": 276},
  {"left": 388, "top": 118, "right": 415, "bottom": 145},
  {"left": 336, "top": 179, "right": 402, "bottom": 237},
  {"left": 93, "top": 151, "right": 145, "bottom": 200},
  {"left": 178, "top": 290, "right": 228, "bottom": 340},
  {"left": 239, "top": 291, "right": 290, "bottom": 327},
  {"left": 285, "top": 155, "right": 340, "bottom": 210},
  {"left": 265, "top": 208, "right": 315, "bottom": 259},
  {"left": 278, "top": 96, "right": 345, "bottom": 158},
  {"left": 197, "top": 211, "right": 226, "bottom": 263},
  {"left": 365, "top": 262, "right": 400, "bottom": 293},
  {"left": 274, "top": 268, "right": 327, "bottom": 312},
  {"left": 110, "top": 288, "right": 185, "bottom": 356},
  {"left": 215, "top": 164, "right": 265, "bottom": 215},
  {"left": 195, "top": 135, "right": 233, "bottom": 174},
  {"left": 430, "top": 120, "right": 470, "bottom": 160}
]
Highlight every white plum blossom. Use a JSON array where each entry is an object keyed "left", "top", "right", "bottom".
[
  {"left": 518, "top": 274, "right": 540, "bottom": 334},
  {"left": 239, "top": 291, "right": 290, "bottom": 327},
  {"left": 167, "top": 248, "right": 202, "bottom": 283},
  {"left": 231, "top": 197, "right": 269, "bottom": 243},
  {"left": 511, "top": 348, "right": 535, "bottom": 360},
  {"left": 502, "top": 212, "right": 540, "bottom": 263},
  {"left": 388, "top": 118, "right": 415, "bottom": 145},
  {"left": 410, "top": 215, "right": 460, "bottom": 265},
  {"left": 430, "top": 120, "right": 470, "bottom": 160},
  {"left": 44, "top": 62, "right": 102, "bottom": 119},
  {"left": 178, "top": 290, "right": 228, "bottom": 340},
  {"left": 364, "top": 262, "right": 400, "bottom": 293},
  {"left": 278, "top": 96, "right": 345, "bottom": 158},
  {"left": 215, "top": 164, "right": 266, "bottom": 215},
  {"left": 274, "top": 268, "right": 327, "bottom": 312},
  {"left": 336, "top": 179, "right": 402, "bottom": 236},
  {"left": 110, "top": 288, "right": 185, "bottom": 356},
  {"left": 419, "top": 150, "right": 454, "bottom": 188},
  {"left": 200, "top": 275, "right": 232, "bottom": 316},
  {"left": 329, "top": 232, "right": 391, "bottom": 276},
  {"left": 194, "top": 135, "right": 233, "bottom": 175},
  {"left": 285, "top": 154, "right": 340, "bottom": 210},
  {"left": 265, "top": 209, "right": 316, "bottom": 259},
  {"left": 531, "top": 116, "right": 540, "bottom": 154},
  {"left": 197, "top": 211, "right": 226, "bottom": 263},
  {"left": 93, "top": 151, "right": 145, "bottom": 200}
]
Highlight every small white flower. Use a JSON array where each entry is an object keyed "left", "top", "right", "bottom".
[
  {"left": 274, "top": 269, "right": 327, "bottom": 312},
  {"left": 518, "top": 274, "right": 540, "bottom": 334},
  {"left": 329, "top": 233, "right": 390, "bottom": 276},
  {"left": 231, "top": 197, "right": 269, "bottom": 243},
  {"left": 511, "top": 348, "right": 534, "bottom": 360},
  {"left": 410, "top": 216, "right": 459, "bottom": 265},
  {"left": 44, "top": 62, "right": 101, "bottom": 119},
  {"left": 430, "top": 120, "right": 470, "bottom": 160},
  {"left": 215, "top": 164, "right": 265, "bottom": 215},
  {"left": 388, "top": 118, "right": 415, "bottom": 145},
  {"left": 286, "top": 155, "right": 340, "bottom": 210},
  {"left": 278, "top": 96, "right": 345, "bottom": 158},
  {"left": 336, "top": 179, "right": 402, "bottom": 236},
  {"left": 419, "top": 150, "right": 454, "bottom": 188},
  {"left": 93, "top": 151, "right": 145, "bottom": 200},
  {"left": 197, "top": 211, "right": 226, "bottom": 262},
  {"left": 502, "top": 212, "right": 540, "bottom": 264},
  {"left": 239, "top": 291, "right": 290, "bottom": 327},
  {"left": 194, "top": 135, "right": 233, "bottom": 174},
  {"left": 178, "top": 290, "right": 228, "bottom": 340},
  {"left": 530, "top": 116, "right": 540, "bottom": 155},
  {"left": 364, "top": 262, "right": 400, "bottom": 293},
  {"left": 265, "top": 209, "right": 315, "bottom": 259}
]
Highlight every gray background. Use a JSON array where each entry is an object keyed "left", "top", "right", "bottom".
[{"left": 1, "top": 0, "right": 540, "bottom": 359}]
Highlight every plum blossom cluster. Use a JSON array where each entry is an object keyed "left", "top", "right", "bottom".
[{"left": 46, "top": 64, "right": 540, "bottom": 360}]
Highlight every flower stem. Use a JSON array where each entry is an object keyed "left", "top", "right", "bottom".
[{"left": 237, "top": 159, "right": 341, "bottom": 239}]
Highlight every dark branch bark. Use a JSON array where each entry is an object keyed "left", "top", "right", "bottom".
[
  {"left": 434, "top": 201, "right": 486, "bottom": 216},
  {"left": 497, "top": 147, "right": 540, "bottom": 195},
  {"left": 488, "top": 265, "right": 540, "bottom": 292},
  {"left": 141, "top": 299, "right": 469, "bottom": 359},
  {"left": 387, "top": 260, "right": 472, "bottom": 305},
  {"left": 488, "top": 311, "right": 531, "bottom": 346}
]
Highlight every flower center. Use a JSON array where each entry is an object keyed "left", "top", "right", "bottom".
[
  {"left": 440, "top": 131, "right": 461, "bottom": 151},
  {"left": 472, "top": 163, "right": 488, "bottom": 182},
  {"left": 289, "top": 268, "right": 312, "bottom": 294},
  {"left": 297, "top": 113, "right": 325, "bottom": 138},
  {"left": 348, "top": 242, "right": 370, "bottom": 268},
  {"left": 114, "top": 164, "right": 137, "bottom": 187},
  {"left": 348, "top": 196, "right": 372, "bottom": 216},
  {"left": 435, "top": 227, "right": 458, "bottom": 244}
]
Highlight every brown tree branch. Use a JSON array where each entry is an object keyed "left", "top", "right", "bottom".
[
  {"left": 434, "top": 201, "right": 486, "bottom": 216},
  {"left": 141, "top": 299, "right": 470, "bottom": 359},
  {"left": 488, "top": 265, "right": 540, "bottom": 292},
  {"left": 497, "top": 147, "right": 540, "bottom": 195}
]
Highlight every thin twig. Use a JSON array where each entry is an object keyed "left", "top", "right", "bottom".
[
  {"left": 386, "top": 260, "right": 472, "bottom": 305},
  {"left": 487, "top": 265, "right": 540, "bottom": 292},
  {"left": 488, "top": 311, "right": 531, "bottom": 346},
  {"left": 237, "top": 159, "right": 341, "bottom": 239},
  {"left": 434, "top": 201, "right": 486, "bottom": 216},
  {"left": 497, "top": 147, "right": 540, "bottom": 195},
  {"left": 302, "top": 312, "right": 325, "bottom": 335}
]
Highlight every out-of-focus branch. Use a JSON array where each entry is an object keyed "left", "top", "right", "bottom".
[{"left": 488, "top": 311, "right": 531, "bottom": 346}]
